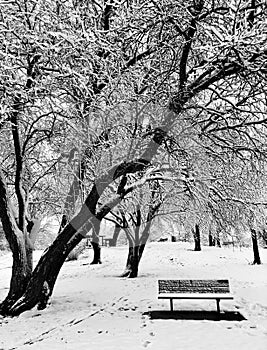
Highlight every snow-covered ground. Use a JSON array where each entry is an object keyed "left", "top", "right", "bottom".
[{"left": 0, "top": 242, "right": 267, "bottom": 350}]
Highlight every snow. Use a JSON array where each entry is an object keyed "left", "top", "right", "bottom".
[{"left": 1, "top": 242, "right": 267, "bottom": 350}]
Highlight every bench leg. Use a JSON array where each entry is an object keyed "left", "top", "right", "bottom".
[
  {"left": 170, "top": 299, "right": 173, "bottom": 312},
  {"left": 216, "top": 299, "right": 220, "bottom": 313}
]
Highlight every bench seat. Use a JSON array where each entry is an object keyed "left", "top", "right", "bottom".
[
  {"left": 159, "top": 292, "right": 234, "bottom": 299},
  {"left": 158, "top": 279, "right": 234, "bottom": 312}
]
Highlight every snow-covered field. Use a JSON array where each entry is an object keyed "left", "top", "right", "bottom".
[{"left": 0, "top": 242, "right": 267, "bottom": 350}]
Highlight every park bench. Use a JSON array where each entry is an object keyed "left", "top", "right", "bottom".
[
  {"left": 222, "top": 241, "right": 235, "bottom": 247},
  {"left": 84, "top": 234, "right": 105, "bottom": 247},
  {"left": 158, "top": 279, "right": 234, "bottom": 313},
  {"left": 103, "top": 238, "right": 113, "bottom": 247}
]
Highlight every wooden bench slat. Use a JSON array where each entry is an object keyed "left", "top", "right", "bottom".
[
  {"left": 159, "top": 279, "right": 230, "bottom": 294},
  {"left": 158, "top": 293, "right": 234, "bottom": 299}
]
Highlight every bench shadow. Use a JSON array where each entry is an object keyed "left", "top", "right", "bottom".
[{"left": 144, "top": 310, "right": 246, "bottom": 321}]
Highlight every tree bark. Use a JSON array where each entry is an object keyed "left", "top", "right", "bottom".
[
  {"left": 0, "top": 170, "right": 31, "bottom": 315},
  {"left": 0, "top": 234, "right": 31, "bottom": 315},
  {"left": 121, "top": 245, "right": 140, "bottom": 278},
  {"left": 251, "top": 229, "right": 261, "bottom": 265},
  {"left": 193, "top": 224, "right": 201, "bottom": 251},
  {"left": 216, "top": 229, "right": 221, "bottom": 247},
  {"left": 121, "top": 240, "right": 150, "bottom": 278},
  {"left": 261, "top": 228, "right": 267, "bottom": 246},
  {"left": 208, "top": 230, "right": 214, "bottom": 246},
  {"left": 110, "top": 224, "right": 121, "bottom": 247},
  {"left": 34, "top": 221, "right": 95, "bottom": 310},
  {"left": 90, "top": 218, "right": 102, "bottom": 264},
  {"left": 216, "top": 236, "right": 221, "bottom": 248},
  {"left": 121, "top": 204, "right": 158, "bottom": 278},
  {"left": 91, "top": 241, "right": 102, "bottom": 264},
  {"left": 37, "top": 233, "right": 84, "bottom": 310}
]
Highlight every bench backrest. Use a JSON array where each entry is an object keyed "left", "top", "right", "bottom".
[{"left": 158, "top": 279, "right": 230, "bottom": 294}]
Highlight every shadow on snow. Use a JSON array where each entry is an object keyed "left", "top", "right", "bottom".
[{"left": 144, "top": 310, "right": 246, "bottom": 321}]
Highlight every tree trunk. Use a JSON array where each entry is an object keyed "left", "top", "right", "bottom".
[
  {"left": 121, "top": 210, "right": 155, "bottom": 278},
  {"left": 216, "top": 229, "right": 221, "bottom": 247},
  {"left": 37, "top": 233, "right": 84, "bottom": 310},
  {"left": 35, "top": 221, "right": 94, "bottom": 310},
  {"left": 0, "top": 170, "right": 32, "bottom": 315},
  {"left": 91, "top": 241, "right": 102, "bottom": 264},
  {"left": 121, "top": 240, "right": 149, "bottom": 278},
  {"left": 251, "top": 229, "right": 261, "bottom": 265},
  {"left": 208, "top": 231, "right": 214, "bottom": 246},
  {"left": 110, "top": 224, "right": 121, "bottom": 247},
  {"left": 121, "top": 245, "right": 140, "bottom": 278},
  {"left": 0, "top": 109, "right": 34, "bottom": 314},
  {"left": 8, "top": 228, "right": 86, "bottom": 316},
  {"left": 0, "top": 235, "right": 31, "bottom": 314},
  {"left": 193, "top": 224, "right": 201, "bottom": 251},
  {"left": 261, "top": 229, "right": 267, "bottom": 246},
  {"left": 90, "top": 218, "right": 102, "bottom": 264}
]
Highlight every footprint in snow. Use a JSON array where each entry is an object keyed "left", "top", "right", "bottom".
[{"left": 143, "top": 340, "right": 151, "bottom": 348}]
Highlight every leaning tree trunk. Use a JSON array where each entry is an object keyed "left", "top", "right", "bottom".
[
  {"left": 7, "top": 223, "right": 87, "bottom": 316},
  {"left": 4, "top": 180, "right": 99, "bottom": 316},
  {"left": 27, "top": 220, "right": 96, "bottom": 311},
  {"left": 5, "top": 170, "right": 129, "bottom": 315},
  {"left": 251, "top": 229, "right": 261, "bottom": 265},
  {"left": 37, "top": 233, "right": 84, "bottom": 310},
  {"left": 193, "top": 224, "right": 201, "bottom": 251}
]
